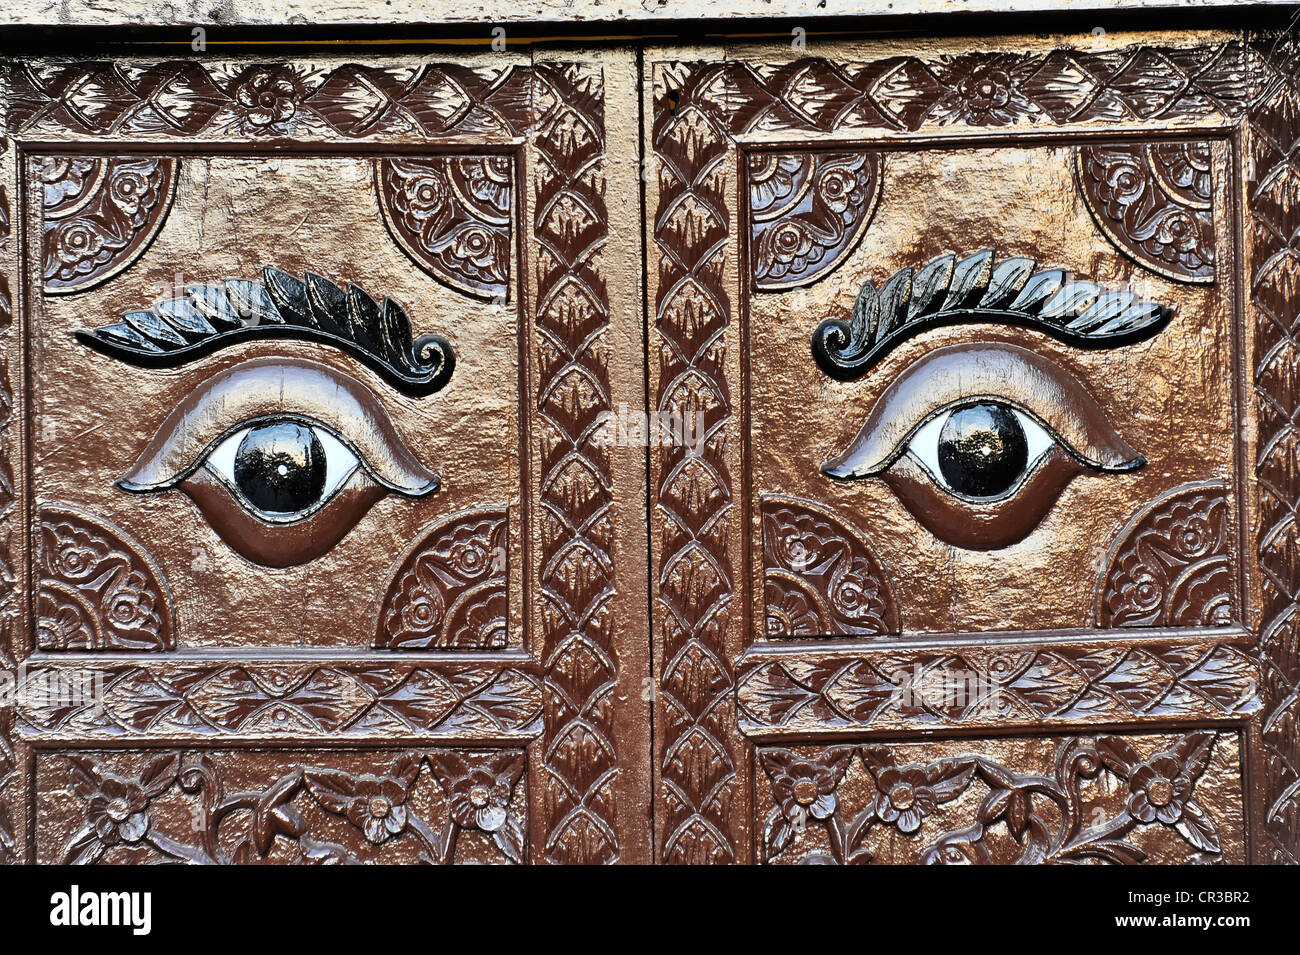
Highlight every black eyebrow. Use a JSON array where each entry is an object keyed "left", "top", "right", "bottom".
[
  {"left": 811, "top": 248, "right": 1174, "bottom": 382},
  {"left": 73, "top": 268, "right": 455, "bottom": 398}
]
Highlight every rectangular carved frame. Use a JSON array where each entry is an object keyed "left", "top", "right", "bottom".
[
  {"left": 646, "top": 31, "right": 1300, "bottom": 863},
  {"left": 0, "top": 51, "right": 651, "bottom": 864}
]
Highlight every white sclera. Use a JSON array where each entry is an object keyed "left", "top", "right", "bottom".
[
  {"left": 907, "top": 406, "right": 1055, "bottom": 494},
  {"left": 205, "top": 423, "right": 361, "bottom": 514}
]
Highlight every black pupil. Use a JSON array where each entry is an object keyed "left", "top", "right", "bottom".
[
  {"left": 233, "top": 422, "right": 327, "bottom": 515},
  {"left": 936, "top": 402, "right": 1029, "bottom": 499}
]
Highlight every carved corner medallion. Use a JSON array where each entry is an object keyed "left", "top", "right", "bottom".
[
  {"left": 36, "top": 503, "right": 175, "bottom": 651},
  {"left": 749, "top": 150, "right": 881, "bottom": 290},
  {"left": 376, "top": 155, "right": 513, "bottom": 301},
  {"left": 1077, "top": 141, "right": 1216, "bottom": 283},
  {"left": 1097, "top": 481, "right": 1235, "bottom": 629},
  {"left": 39, "top": 155, "right": 177, "bottom": 294},
  {"left": 376, "top": 506, "right": 509, "bottom": 650},
  {"left": 761, "top": 494, "right": 898, "bottom": 638}
]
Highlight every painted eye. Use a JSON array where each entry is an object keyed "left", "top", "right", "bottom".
[
  {"left": 906, "top": 400, "right": 1055, "bottom": 501},
  {"left": 823, "top": 343, "right": 1144, "bottom": 550},
  {"left": 119, "top": 357, "right": 439, "bottom": 567},
  {"left": 204, "top": 418, "right": 361, "bottom": 521}
]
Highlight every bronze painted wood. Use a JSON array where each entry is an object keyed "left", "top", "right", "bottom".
[{"left": 1, "top": 22, "right": 1298, "bottom": 865}]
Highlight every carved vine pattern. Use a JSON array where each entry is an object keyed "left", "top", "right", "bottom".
[
  {"left": 761, "top": 495, "right": 898, "bottom": 638},
  {"left": 748, "top": 150, "right": 881, "bottom": 289},
  {"left": 1077, "top": 141, "right": 1216, "bottom": 283},
  {"left": 376, "top": 155, "right": 513, "bottom": 300},
  {"left": 652, "top": 43, "right": 1276, "bottom": 864},
  {"left": 17, "top": 662, "right": 543, "bottom": 740},
  {"left": 36, "top": 504, "right": 174, "bottom": 651},
  {"left": 40, "top": 155, "right": 177, "bottom": 294},
  {"left": 1249, "top": 47, "right": 1300, "bottom": 864},
  {"left": 376, "top": 506, "right": 509, "bottom": 649},
  {"left": 1097, "top": 482, "right": 1235, "bottom": 629},
  {"left": 760, "top": 733, "right": 1230, "bottom": 864},
  {"left": 58, "top": 750, "right": 526, "bottom": 864}
]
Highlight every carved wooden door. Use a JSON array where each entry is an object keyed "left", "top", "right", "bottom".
[
  {"left": 0, "top": 50, "right": 652, "bottom": 864},
  {"left": 3, "top": 24, "right": 1300, "bottom": 867},
  {"left": 644, "top": 31, "right": 1299, "bottom": 865}
]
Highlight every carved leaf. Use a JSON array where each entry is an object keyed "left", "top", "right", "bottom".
[
  {"left": 812, "top": 248, "right": 1173, "bottom": 380},
  {"left": 74, "top": 268, "right": 455, "bottom": 398}
]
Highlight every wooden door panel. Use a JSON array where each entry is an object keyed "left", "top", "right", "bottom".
[
  {"left": 645, "top": 31, "right": 1296, "bottom": 864},
  {"left": 0, "top": 50, "right": 651, "bottom": 864}
]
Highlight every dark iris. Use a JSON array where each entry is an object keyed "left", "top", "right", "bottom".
[
  {"left": 937, "top": 402, "right": 1029, "bottom": 499},
  {"left": 233, "top": 421, "right": 327, "bottom": 515}
]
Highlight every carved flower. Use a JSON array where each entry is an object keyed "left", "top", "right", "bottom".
[
  {"left": 815, "top": 161, "right": 868, "bottom": 216},
  {"left": 1127, "top": 754, "right": 1194, "bottom": 825},
  {"left": 1154, "top": 210, "right": 1202, "bottom": 255},
  {"left": 428, "top": 752, "right": 523, "bottom": 833},
  {"left": 764, "top": 581, "right": 824, "bottom": 638},
  {"left": 757, "top": 219, "right": 825, "bottom": 280},
  {"left": 401, "top": 167, "right": 451, "bottom": 216},
  {"left": 63, "top": 752, "right": 179, "bottom": 864},
  {"left": 232, "top": 68, "right": 302, "bottom": 133},
  {"left": 397, "top": 566, "right": 447, "bottom": 639},
  {"left": 761, "top": 747, "right": 854, "bottom": 830},
  {"left": 447, "top": 224, "right": 502, "bottom": 276},
  {"left": 936, "top": 56, "right": 1037, "bottom": 126},
  {"left": 46, "top": 523, "right": 109, "bottom": 581},
  {"left": 107, "top": 168, "right": 151, "bottom": 218},
  {"left": 864, "top": 749, "right": 975, "bottom": 835},
  {"left": 39, "top": 156, "right": 101, "bottom": 211},
  {"left": 748, "top": 153, "right": 806, "bottom": 216},
  {"left": 102, "top": 571, "right": 159, "bottom": 634},
  {"left": 50, "top": 221, "right": 108, "bottom": 272},
  {"left": 1102, "top": 160, "right": 1148, "bottom": 203},
  {"left": 87, "top": 776, "right": 151, "bottom": 845},
  {"left": 304, "top": 755, "right": 421, "bottom": 845}
]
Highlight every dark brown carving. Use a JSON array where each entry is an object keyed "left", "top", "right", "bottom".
[
  {"left": 46, "top": 749, "right": 526, "bottom": 864},
  {"left": 0, "top": 156, "right": 16, "bottom": 864},
  {"left": 76, "top": 268, "right": 455, "bottom": 398},
  {"left": 1078, "top": 141, "right": 1215, "bottom": 283},
  {"left": 761, "top": 495, "right": 898, "bottom": 638},
  {"left": 1248, "top": 66, "right": 1300, "bottom": 864},
  {"left": 40, "top": 155, "right": 177, "bottom": 294},
  {"left": 737, "top": 640, "right": 1260, "bottom": 735},
  {"left": 377, "top": 506, "right": 508, "bottom": 649},
  {"left": 36, "top": 504, "right": 174, "bottom": 651},
  {"left": 1097, "top": 481, "right": 1235, "bottom": 628},
  {"left": 749, "top": 150, "right": 881, "bottom": 289},
  {"left": 18, "top": 659, "right": 543, "bottom": 740},
  {"left": 759, "top": 732, "right": 1240, "bottom": 864},
  {"left": 8, "top": 62, "right": 534, "bottom": 142},
  {"left": 531, "top": 64, "right": 623, "bottom": 865},
  {"left": 376, "top": 156, "right": 513, "bottom": 300},
  {"left": 653, "top": 65, "right": 744, "bottom": 864},
  {"left": 811, "top": 249, "right": 1173, "bottom": 381}
]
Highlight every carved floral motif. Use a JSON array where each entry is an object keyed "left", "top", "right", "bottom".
[
  {"left": 376, "top": 155, "right": 513, "bottom": 300},
  {"left": 36, "top": 504, "right": 174, "bottom": 651},
  {"left": 39, "top": 155, "right": 176, "bottom": 293},
  {"left": 1078, "top": 141, "right": 1216, "bottom": 282},
  {"left": 749, "top": 150, "right": 880, "bottom": 289},
  {"left": 760, "top": 732, "right": 1238, "bottom": 864},
  {"left": 761, "top": 495, "right": 898, "bottom": 638},
  {"left": 376, "top": 506, "right": 509, "bottom": 649},
  {"left": 51, "top": 749, "right": 526, "bottom": 864},
  {"left": 1097, "top": 482, "right": 1235, "bottom": 628}
]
